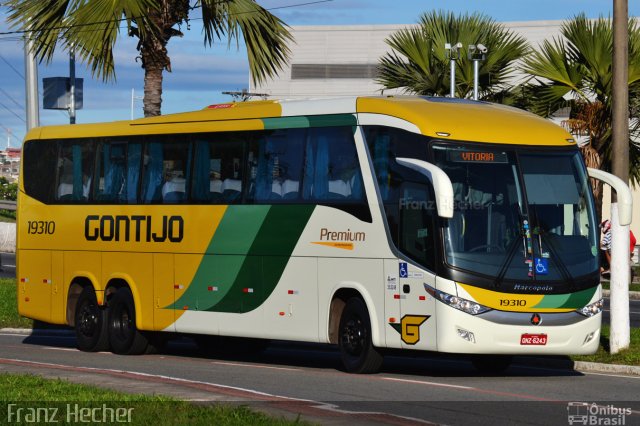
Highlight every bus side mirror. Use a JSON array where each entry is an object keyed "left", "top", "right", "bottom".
[
  {"left": 396, "top": 157, "right": 454, "bottom": 219},
  {"left": 587, "top": 168, "right": 633, "bottom": 226}
]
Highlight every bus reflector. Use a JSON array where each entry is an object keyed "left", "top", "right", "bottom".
[
  {"left": 183, "top": 306, "right": 188, "bottom": 310},
  {"left": 394, "top": 294, "right": 400, "bottom": 299},
  {"left": 389, "top": 317, "right": 396, "bottom": 323},
  {"left": 288, "top": 290, "right": 298, "bottom": 295},
  {"left": 20, "top": 278, "right": 28, "bottom": 283},
  {"left": 43, "top": 279, "right": 51, "bottom": 284},
  {"left": 208, "top": 286, "right": 218, "bottom": 292},
  {"left": 174, "top": 284, "right": 184, "bottom": 290},
  {"left": 279, "top": 311, "right": 285, "bottom": 316},
  {"left": 25, "top": 297, "right": 30, "bottom": 302},
  {"left": 419, "top": 296, "right": 426, "bottom": 301},
  {"left": 243, "top": 288, "right": 254, "bottom": 293}
]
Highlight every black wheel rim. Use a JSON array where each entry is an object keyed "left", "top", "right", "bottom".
[
  {"left": 341, "top": 315, "right": 366, "bottom": 356},
  {"left": 78, "top": 301, "right": 99, "bottom": 338}
]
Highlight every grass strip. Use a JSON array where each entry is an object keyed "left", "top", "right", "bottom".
[
  {"left": 0, "top": 278, "right": 32, "bottom": 328},
  {"left": 0, "top": 373, "right": 308, "bottom": 425}
]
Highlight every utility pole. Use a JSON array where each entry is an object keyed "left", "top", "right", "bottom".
[
  {"left": 24, "top": 33, "right": 39, "bottom": 131},
  {"left": 69, "top": 44, "right": 76, "bottom": 124},
  {"left": 610, "top": 0, "right": 631, "bottom": 354}
]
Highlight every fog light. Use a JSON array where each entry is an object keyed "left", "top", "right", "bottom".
[
  {"left": 584, "top": 332, "right": 595, "bottom": 344},
  {"left": 457, "top": 328, "right": 475, "bottom": 343}
]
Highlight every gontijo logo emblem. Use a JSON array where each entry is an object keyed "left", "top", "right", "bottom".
[{"left": 312, "top": 228, "right": 365, "bottom": 250}]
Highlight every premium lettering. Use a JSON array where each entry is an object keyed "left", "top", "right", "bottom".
[
  {"left": 319, "top": 228, "right": 365, "bottom": 242},
  {"left": 85, "top": 215, "right": 183, "bottom": 243}
]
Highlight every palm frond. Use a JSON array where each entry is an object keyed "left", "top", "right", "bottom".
[{"left": 201, "top": 0, "right": 292, "bottom": 85}]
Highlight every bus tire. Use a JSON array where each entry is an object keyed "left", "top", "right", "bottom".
[
  {"left": 471, "top": 355, "right": 512, "bottom": 374},
  {"left": 75, "top": 286, "right": 109, "bottom": 352},
  {"left": 108, "top": 287, "right": 149, "bottom": 355},
  {"left": 338, "top": 297, "right": 383, "bottom": 374}
]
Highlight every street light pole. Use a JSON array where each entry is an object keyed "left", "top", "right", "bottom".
[
  {"left": 24, "top": 32, "right": 39, "bottom": 131},
  {"left": 445, "top": 43, "right": 462, "bottom": 98},
  {"left": 610, "top": 0, "right": 630, "bottom": 354},
  {"left": 468, "top": 44, "right": 487, "bottom": 101}
]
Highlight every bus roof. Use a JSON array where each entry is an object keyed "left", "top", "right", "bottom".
[{"left": 27, "top": 96, "right": 574, "bottom": 147}]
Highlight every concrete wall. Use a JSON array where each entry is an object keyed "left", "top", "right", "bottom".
[{"left": 0, "top": 222, "right": 16, "bottom": 253}]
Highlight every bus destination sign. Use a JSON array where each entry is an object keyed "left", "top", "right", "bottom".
[{"left": 448, "top": 150, "right": 508, "bottom": 163}]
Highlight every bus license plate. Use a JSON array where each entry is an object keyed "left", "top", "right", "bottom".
[{"left": 520, "top": 334, "right": 547, "bottom": 345}]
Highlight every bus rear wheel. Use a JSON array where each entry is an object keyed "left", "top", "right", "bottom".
[
  {"left": 108, "top": 287, "right": 149, "bottom": 355},
  {"left": 75, "top": 286, "right": 109, "bottom": 352},
  {"left": 338, "top": 297, "right": 383, "bottom": 374}
]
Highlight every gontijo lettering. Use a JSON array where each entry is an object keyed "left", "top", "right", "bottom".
[{"left": 84, "top": 215, "right": 184, "bottom": 242}]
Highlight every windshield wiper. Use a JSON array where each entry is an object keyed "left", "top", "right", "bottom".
[{"left": 530, "top": 205, "right": 575, "bottom": 289}]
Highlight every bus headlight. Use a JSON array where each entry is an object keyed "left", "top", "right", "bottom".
[
  {"left": 434, "top": 289, "right": 491, "bottom": 315},
  {"left": 577, "top": 298, "right": 603, "bottom": 317}
]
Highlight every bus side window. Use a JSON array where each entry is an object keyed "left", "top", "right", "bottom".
[
  {"left": 305, "top": 127, "right": 365, "bottom": 202},
  {"left": 94, "top": 140, "right": 141, "bottom": 203},
  {"left": 250, "top": 128, "right": 305, "bottom": 203},
  {"left": 23, "top": 140, "right": 58, "bottom": 204},
  {"left": 160, "top": 139, "right": 191, "bottom": 204},
  {"left": 191, "top": 135, "right": 244, "bottom": 204},
  {"left": 55, "top": 140, "right": 95, "bottom": 203}
]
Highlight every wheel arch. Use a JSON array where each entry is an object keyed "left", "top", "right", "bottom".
[
  {"left": 327, "top": 283, "right": 383, "bottom": 347},
  {"left": 66, "top": 276, "right": 99, "bottom": 327}
]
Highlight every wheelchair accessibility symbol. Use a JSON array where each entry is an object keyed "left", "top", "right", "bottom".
[
  {"left": 535, "top": 258, "right": 549, "bottom": 275},
  {"left": 399, "top": 262, "right": 408, "bottom": 278}
]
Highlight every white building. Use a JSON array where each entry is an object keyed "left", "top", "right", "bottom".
[{"left": 252, "top": 21, "right": 640, "bottom": 252}]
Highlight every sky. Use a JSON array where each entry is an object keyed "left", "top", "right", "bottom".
[{"left": 0, "top": 0, "right": 638, "bottom": 146}]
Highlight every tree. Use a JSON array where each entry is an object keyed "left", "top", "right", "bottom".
[
  {"left": 6, "top": 0, "right": 292, "bottom": 117},
  {"left": 520, "top": 14, "right": 640, "bottom": 206},
  {"left": 376, "top": 11, "right": 528, "bottom": 99}
]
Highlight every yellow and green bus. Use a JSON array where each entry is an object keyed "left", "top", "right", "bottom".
[{"left": 18, "top": 96, "right": 619, "bottom": 373}]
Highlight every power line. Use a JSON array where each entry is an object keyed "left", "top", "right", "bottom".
[
  {"left": 0, "top": 0, "right": 334, "bottom": 37},
  {"left": 0, "top": 99, "right": 26, "bottom": 123},
  {"left": 0, "top": 52, "right": 24, "bottom": 80},
  {"left": 0, "top": 87, "right": 23, "bottom": 109}
]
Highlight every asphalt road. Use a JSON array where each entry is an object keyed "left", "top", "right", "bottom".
[{"left": 0, "top": 332, "right": 638, "bottom": 425}]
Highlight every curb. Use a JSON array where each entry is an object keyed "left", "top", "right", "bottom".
[{"left": 3, "top": 328, "right": 639, "bottom": 377}]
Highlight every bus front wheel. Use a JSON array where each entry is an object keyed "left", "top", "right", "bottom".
[
  {"left": 338, "top": 297, "right": 383, "bottom": 374},
  {"left": 75, "top": 286, "right": 109, "bottom": 352},
  {"left": 108, "top": 287, "right": 149, "bottom": 355}
]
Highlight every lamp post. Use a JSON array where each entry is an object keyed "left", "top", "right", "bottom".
[
  {"left": 444, "top": 42, "right": 462, "bottom": 98},
  {"left": 468, "top": 44, "right": 487, "bottom": 100}
]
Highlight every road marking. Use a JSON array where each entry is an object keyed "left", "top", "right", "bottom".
[
  {"left": 382, "top": 377, "right": 474, "bottom": 390},
  {"left": 212, "top": 361, "right": 300, "bottom": 371},
  {"left": 42, "top": 347, "right": 77, "bottom": 352},
  {"left": 0, "top": 333, "right": 30, "bottom": 337}
]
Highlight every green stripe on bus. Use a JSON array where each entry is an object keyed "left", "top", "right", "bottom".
[
  {"left": 205, "top": 204, "right": 315, "bottom": 313},
  {"left": 532, "top": 286, "right": 597, "bottom": 309},
  {"left": 167, "top": 205, "right": 270, "bottom": 310},
  {"left": 262, "top": 114, "right": 356, "bottom": 130}
]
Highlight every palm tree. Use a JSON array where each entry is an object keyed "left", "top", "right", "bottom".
[
  {"left": 520, "top": 15, "right": 640, "bottom": 204},
  {"left": 6, "top": 0, "right": 292, "bottom": 117},
  {"left": 376, "top": 11, "right": 528, "bottom": 99}
]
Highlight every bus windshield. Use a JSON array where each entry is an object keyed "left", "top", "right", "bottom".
[{"left": 432, "top": 143, "right": 599, "bottom": 282}]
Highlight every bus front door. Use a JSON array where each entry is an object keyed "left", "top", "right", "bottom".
[{"left": 398, "top": 260, "right": 437, "bottom": 351}]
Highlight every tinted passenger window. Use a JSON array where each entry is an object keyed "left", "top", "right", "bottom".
[
  {"left": 56, "top": 140, "right": 95, "bottom": 202},
  {"left": 95, "top": 140, "right": 142, "bottom": 203},
  {"left": 23, "top": 140, "right": 57, "bottom": 204}
]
